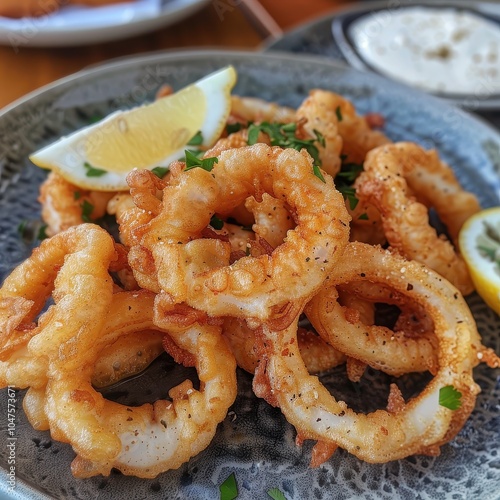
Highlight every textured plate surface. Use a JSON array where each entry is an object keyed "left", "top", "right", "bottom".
[{"left": 0, "top": 49, "right": 499, "bottom": 500}]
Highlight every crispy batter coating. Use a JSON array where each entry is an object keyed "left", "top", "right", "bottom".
[
  {"left": 39, "top": 172, "right": 114, "bottom": 236},
  {"left": 253, "top": 242, "right": 487, "bottom": 465},
  {"left": 356, "top": 142, "right": 479, "bottom": 295},
  {"left": 128, "top": 144, "right": 350, "bottom": 321}
]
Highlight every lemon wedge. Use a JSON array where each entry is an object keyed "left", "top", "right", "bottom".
[
  {"left": 459, "top": 206, "right": 500, "bottom": 314},
  {"left": 30, "top": 65, "right": 237, "bottom": 191}
]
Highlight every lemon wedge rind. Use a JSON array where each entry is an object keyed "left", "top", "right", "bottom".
[
  {"left": 29, "top": 65, "right": 237, "bottom": 191},
  {"left": 459, "top": 206, "right": 500, "bottom": 315}
]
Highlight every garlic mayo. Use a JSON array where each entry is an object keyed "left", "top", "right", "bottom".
[{"left": 349, "top": 6, "right": 500, "bottom": 95}]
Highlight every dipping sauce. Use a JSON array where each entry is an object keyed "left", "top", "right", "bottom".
[{"left": 349, "top": 6, "right": 500, "bottom": 95}]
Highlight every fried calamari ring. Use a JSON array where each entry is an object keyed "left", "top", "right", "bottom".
[
  {"left": 229, "top": 96, "right": 296, "bottom": 125},
  {"left": 306, "top": 284, "right": 438, "bottom": 377},
  {"left": 107, "top": 192, "right": 155, "bottom": 248},
  {"left": 253, "top": 242, "right": 488, "bottom": 464},
  {"left": 41, "top": 291, "right": 236, "bottom": 478},
  {"left": 327, "top": 91, "right": 391, "bottom": 164},
  {"left": 92, "top": 329, "right": 166, "bottom": 388},
  {"left": 21, "top": 290, "right": 164, "bottom": 431},
  {"left": 355, "top": 142, "right": 478, "bottom": 295},
  {"left": 0, "top": 224, "right": 116, "bottom": 387},
  {"left": 39, "top": 172, "right": 115, "bottom": 236},
  {"left": 246, "top": 193, "right": 295, "bottom": 249},
  {"left": 222, "top": 316, "right": 345, "bottom": 375},
  {"left": 129, "top": 144, "right": 350, "bottom": 321},
  {"left": 296, "top": 89, "right": 343, "bottom": 177}
]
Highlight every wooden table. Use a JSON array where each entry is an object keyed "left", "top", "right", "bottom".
[{"left": 0, "top": 0, "right": 351, "bottom": 109}]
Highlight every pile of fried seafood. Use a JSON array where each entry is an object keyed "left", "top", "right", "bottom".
[{"left": 1, "top": 88, "right": 499, "bottom": 479}]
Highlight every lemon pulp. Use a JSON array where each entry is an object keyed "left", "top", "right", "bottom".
[
  {"left": 29, "top": 65, "right": 237, "bottom": 191},
  {"left": 85, "top": 85, "right": 206, "bottom": 173}
]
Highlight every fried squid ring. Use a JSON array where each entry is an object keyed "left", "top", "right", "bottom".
[
  {"left": 355, "top": 142, "right": 478, "bottom": 295},
  {"left": 222, "top": 317, "right": 345, "bottom": 375},
  {"left": 246, "top": 192, "right": 295, "bottom": 249},
  {"left": 296, "top": 89, "right": 343, "bottom": 177},
  {"left": 39, "top": 172, "right": 115, "bottom": 236},
  {"left": 39, "top": 291, "right": 237, "bottom": 478},
  {"left": 0, "top": 224, "right": 116, "bottom": 387},
  {"left": 306, "top": 284, "right": 438, "bottom": 377},
  {"left": 129, "top": 144, "right": 350, "bottom": 321},
  {"left": 92, "top": 329, "right": 166, "bottom": 388},
  {"left": 325, "top": 90, "right": 390, "bottom": 164},
  {"left": 229, "top": 96, "right": 296, "bottom": 125},
  {"left": 21, "top": 290, "right": 164, "bottom": 430},
  {"left": 107, "top": 192, "right": 155, "bottom": 248},
  {"left": 253, "top": 242, "right": 487, "bottom": 464}
]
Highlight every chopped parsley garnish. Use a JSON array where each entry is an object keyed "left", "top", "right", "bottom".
[
  {"left": 268, "top": 488, "right": 287, "bottom": 500},
  {"left": 84, "top": 161, "right": 107, "bottom": 177},
  {"left": 151, "top": 166, "right": 170, "bottom": 179},
  {"left": 187, "top": 130, "right": 203, "bottom": 146},
  {"left": 210, "top": 215, "right": 224, "bottom": 230},
  {"left": 439, "top": 385, "right": 462, "bottom": 410},
  {"left": 184, "top": 150, "right": 218, "bottom": 172},
  {"left": 247, "top": 121, "right": 326, "bottom": 180},
  {"left": 335, "top": 105, "right": 343, "bottom": 122},
  {"left": 335, "top": 159, "right": 364, "bottom": 211},
  {"left": 17, "top": 220, "right": 48, "bottom": 242},
  {"left": 17, "top": 220, "right": 28, "bottom": 238},
  {"left": 219, "top": 472, "right": 238, "bottom": 500},
  {"left": 358, "top": 213, "right": 369, "bottom": 221},
  {"left": 73, "top": 191, "right": 81, "bottom": 200},
  {"left": 312, "top": 165, "right": 326, "bottom": 183},
  {"left": 338, "top": 186, "right": 358, "bottom": 210},
  {"left": 89, "top": 114, "right": 103, "bottom": 124},
  {"left": 81, "top": 199, "right": 94, "bottom": 222},
  {"left": 226, "top": 122, "right": 244, "bottom": 135},
  {"left": 37, "top": 224, "right": 48, "bottom": 240}
]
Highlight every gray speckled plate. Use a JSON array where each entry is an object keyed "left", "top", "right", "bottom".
[{"left": 0, "top": 49, "right": 500, "bottom": 500}]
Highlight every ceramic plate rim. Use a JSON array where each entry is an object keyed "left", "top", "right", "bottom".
[{"left": 0, "top": 0, "right": 210, "bottom": 47}]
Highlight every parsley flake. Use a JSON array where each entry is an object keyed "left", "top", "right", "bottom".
[
  {"left": 17, "top": 220, "right": 28, "bottom": 238},
  {"left": 37, "top": 224, "right": 48, "bottom": 240},
  {"left": 210, "top": 215, "right": 224, "bottom": 230},
  {"left": 439, "top": 385, "right": 462, "bottom": 410},
  {"left": 187, "top": 130, "right": 203, "bottom": 146},
  {"left": 335, "top": 105, "right": 343, "bottom": 122},
  {"left": 226, "top": 122, "right": 244, "bottom": 135},
  {"left": 219, "top": 472, "right": 238, "bottom": 500},
  {"left": 84, "top": 161, "right": 107, "bottom": 177},
  {"left": 17, "top": 220, "right": 48, "bottom": 243},
  {"left": 151, "top": 166, "right": 170, "bottom": 179},
  {"left": 247, "top": 121, "right": 328, "bottom": 182},
  {"left": 268, "top": 488, "right": 287, "bottom": 500},
  {"left": 246, "top": 121, "right": 322, "bottom": 165},
  {"left": 81, "top": 199, "right": 94, "bottom": 222},
  {"left": 335, "top": 158, "right": 364, "bottom": 210},
  {"left": 89, "top": 114, "right": 103, "bottom": 124},
  {"left": 184, "top": 150, "right": 218, "bottom": 172},
  {"left": 313, "top": 165, "right": 326, "bottom": 183}
]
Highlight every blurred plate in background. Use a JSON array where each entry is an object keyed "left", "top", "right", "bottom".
[{"left": 0, "top": 0, "right": 210, "bottom": 47}]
